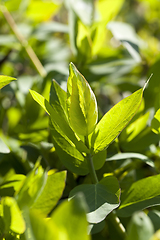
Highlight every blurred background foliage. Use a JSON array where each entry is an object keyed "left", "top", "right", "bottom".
[{"left": 1, "top": 0, "right": 160, "bottom": 239}]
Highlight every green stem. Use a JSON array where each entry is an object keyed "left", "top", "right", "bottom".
[
  {"left": 85, "top": 136, "right": 98, "bottom": 184},
  {"left": 108, "top": 211, "right": 127, "bottom": 239},
  {"left": 0, "top": 5, "right": 47, "bottom": 78}
]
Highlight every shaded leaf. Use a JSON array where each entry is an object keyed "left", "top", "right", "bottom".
[
  {"left": 126, "top": 212, "right": 154, "bottom": 240},
  {"left": 69, "top": 175, "right": 120, "bottom": 223}
]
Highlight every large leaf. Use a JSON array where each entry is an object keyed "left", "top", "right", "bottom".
[
  {"left": 90, "top": 88, "right": 143, "bottom": 154},
  {"left": 51, "top": 194, "right": 90, "bottom": 240},
  {"left": 2, "top": 197, "right": 25, "bottom": 234},
  {"left": 69, "top": 175, "right": 120, "bottom": 224},
  {"left": 118, "top": 174, "right": 160, "bottom": 217},
  {"left": 25, "top": 195, "right": 90, "bottom": 240},
  {"left": 126, "top": 212, "right": 154, "bottom": 240},
  {"left": 67, "top": 63, "right": 98, "bottom": 136},
  {"left": 31, "top": 170, "right": 67, "bottom": 215},
  {"left": 0, "top": 75, "right": 16, "bottom": 90}
]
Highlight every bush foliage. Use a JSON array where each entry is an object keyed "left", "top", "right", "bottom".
[{"left": 1, "top": 0, "right": 160, "bottom": 239}]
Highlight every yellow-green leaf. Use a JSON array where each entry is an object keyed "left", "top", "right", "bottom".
[{"left": 0, "top": 75, "right": 16, "bottom": 90}]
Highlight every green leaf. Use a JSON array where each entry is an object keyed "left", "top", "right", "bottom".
[
  {"left": 151, "top": 108, "right": 160, "bottom": 134},
  {"left": 67, "top": 63, "right": 98, "bottom": 136},
  {"left": 51, "top": 194, "right": 90, "bottom": 240},
  {"left": 118, "top": 174, "right": 160, "bottom": 217},
  {"left": 69, "top": 175, "right": 120, "bottom": 223},
  {"left": 30, "top": 89, "right": 89, "bottom": 154},
  {"left": 0, "top": 75, "right": 16, "bottom": 90},
  {"left": 31, "top": 171, "right": 67, "bottom": 215},
  {"left": 2, "top": 197, "right": 25, "bottom": 234},
  {"left": 50, "top": 125, "right": 89, "bottom": 175},
  {"left": 126, "top": 212, "right": 154, "bottom": 240},
  {"left": 108, "top": 21, "right": 141, "bottom": 62},
  {"left": 24, "top": 209, "right": 60, "bottom": 240},
  {"left": 0, "top": 138, "right": 10, "bottom": 154},
  {"left": 90, "top": 88, "right": 143, "bottom": 154},
  {"left": 106, "top": 152, "right": 155, "bottom": 168}
]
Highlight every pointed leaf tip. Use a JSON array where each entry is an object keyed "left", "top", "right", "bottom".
[{"left": 143, "top": 73, "right": 153, "bottom": 91}]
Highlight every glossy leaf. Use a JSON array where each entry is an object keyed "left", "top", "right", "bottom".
[
  {"left": 90, "top": 88, "right": 143, "bottom": 154},
  {"left": 106, "top": 152, "right": 155, "bottom": 168},
  {"left": 31, "top": 170, "right": 67, "bottom": 215},
  {"left": 69, "top": 175, "right": 120, "bottom": 223},
  {"left": 0, "top": 138, "right": 10, "bottom": 153},
  {"left": 68, "top": 63, "right": 98, "bottom": 136},
  {"left": 0, "top": 75, "right": 16, "bottom": 90},
  {"left": 126, "top": 212, "right": 154, "bottom": 240},
  {"left": 2, "top": 197, "right": 25, "bottom": 234},
  {"left": 108, "top": 21, "right": 141, "bottom": 62},
  {"left": 118, "top": 174, "right": 160, "bottom": 217}
]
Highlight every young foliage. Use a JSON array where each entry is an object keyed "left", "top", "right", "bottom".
[{"left": 0, "top": 75, "right": 16, "bottom": 90}]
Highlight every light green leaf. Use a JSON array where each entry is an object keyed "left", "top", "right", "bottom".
[
  {"left": 108, "top": 21, "right": 141, "bottom": 62},
  {"left": 126, "top": 212, "right": 154, "bottom": 240},
  {"left": 24, "top": 209, "right": 61, "bottom": 240},
  {"left": 118, "top": 174, "right": 160, "bottom": 217},
  {"left": 68, "top": 63, "right": 98, "bottom": 136},
  {"left": 0, "top": 138, "right": 10, "bottom": 153},
  {"left": 50, "top": 125, "right": 89, "bottom": 175},
  {"left": 2, "top": 197, "right": 25, "bottom": 234},
  {"left": 69, "top": 175, "right": 120, "bottom": 223},
  {"left": 31, "top": 171, "right": 67, "bottom": 215},
  {"left": 106, "top": 152, "right": 155, "bottom": 168},
  {"left": 151, "top": 108, "right": 160, "bottom": 134},
  {"left": 0, "top": 75, "right": 16, "bottom": 90},
  {"left": 30, "top": 89, "right": 89, "bottom": 154},
  {"left": 90, "top": 88, "right": 143, "bottom": 154},
  {"left": 51, "top": 194, "right": 90, "bottom": 240}
]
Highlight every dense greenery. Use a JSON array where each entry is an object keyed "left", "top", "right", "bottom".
[{"left": 1, "top": 0, "right": 160, "bottom": 239}]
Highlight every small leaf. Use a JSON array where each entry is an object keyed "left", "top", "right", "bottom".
[
  {"left": 90, "top": 88, "right": 143, "bottom": 154},
  {"left": 106, "top": 152, "right": 155, "bottom": 168},
  {"left": 2, "top": 197, "right": 25, "bottom": 234},
  {"left": 69, "top": 175, "right": 120, "bottom": 223},
  {"left": 151, "top": 108, "right": 160, "bottom": 134},
  {"left": 68, "top": 63, "right": 98, "bottom": 136},
  {"left": 0, "top": 75, "right": 16, "bottom": 90},
  {"left": 118, "top": 174, "right": 160, "bottom": 217},
  {"left": 0, "top": 138, "right": 10, "bottom": 153}
]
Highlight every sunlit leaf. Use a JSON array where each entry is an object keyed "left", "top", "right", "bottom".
[
  {"left": 0, "top": 138, "right": 10, "bottom": 153},
  {"left": 0, "top": 75, "right": 16, "bottom": 90},
  {"left": 118, "top": 174, "right": 160, "bottom": 217},
  {"left": 68, "top": 63, "right": 98, "bottom": 136},
  {"left": 2, "top": 197, "right": 25, "bottom": 234},
  {"left": 90, "top": 88, "right": 143, "bottom": 154}
]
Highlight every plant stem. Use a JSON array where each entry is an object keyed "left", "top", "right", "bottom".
[
  {"left": 108, "top": 211, "right": 127, "bottom": 239},
  {"left": 85, "top": 136, "right": 98, "bottom": 184},
  {"left": 0, "top": 4, "right": 47, "bottom": 78}
]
